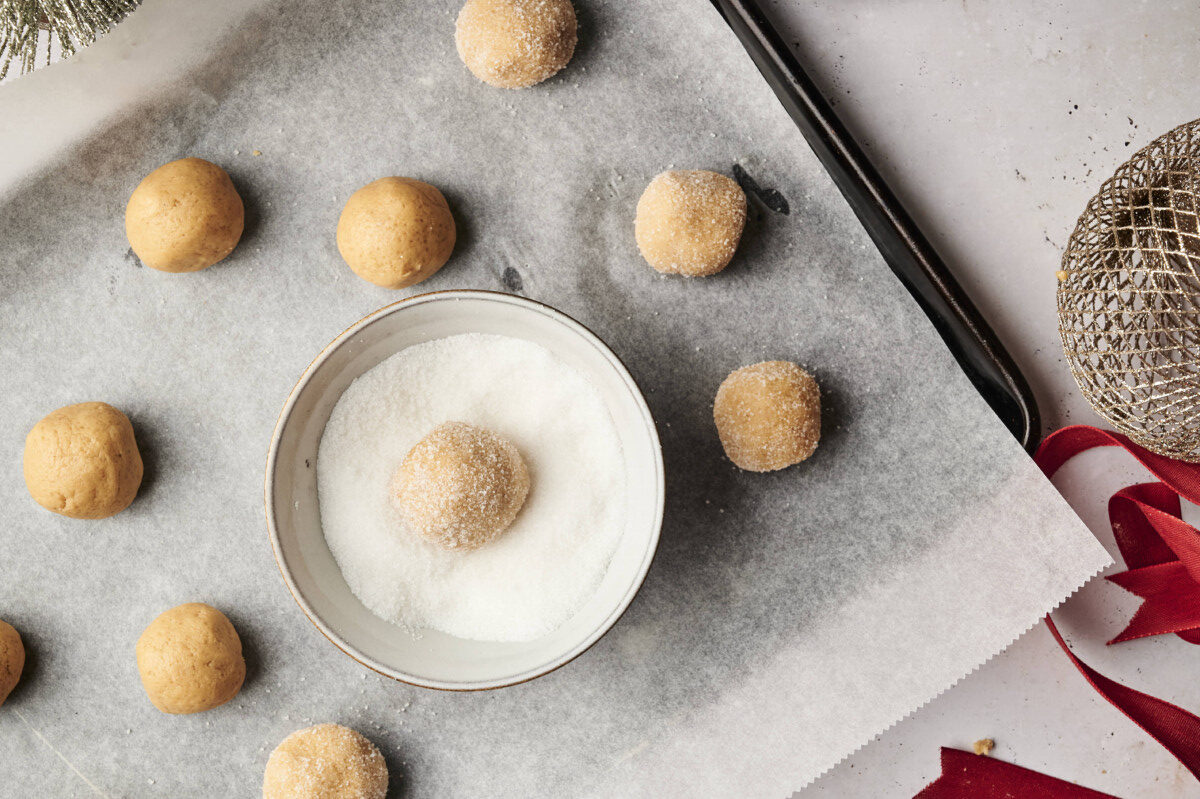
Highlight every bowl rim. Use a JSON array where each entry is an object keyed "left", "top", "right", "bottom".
[{"left": 264, "top": 289, "right": 665, "bottom": 691}]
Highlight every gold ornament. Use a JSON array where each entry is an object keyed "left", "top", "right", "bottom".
[{"left": 1059, "top": 117, "right": 1200, "bottom": 460}]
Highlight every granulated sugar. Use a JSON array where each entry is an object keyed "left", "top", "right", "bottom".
[{"left": 317, "top": 333, "right": 626, "bottom": 642}]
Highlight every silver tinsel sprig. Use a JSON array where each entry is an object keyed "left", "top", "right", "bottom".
[{"left": 0, "top": 0, "right": 142, "bottom": 80}]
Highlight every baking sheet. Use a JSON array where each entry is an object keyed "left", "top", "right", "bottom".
[{"left": 0, "top": 0, "right": 1111, "bottom": 796}]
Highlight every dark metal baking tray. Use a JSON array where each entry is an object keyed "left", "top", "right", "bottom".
[{"left": 712, "top": 0, "right": 1041, "bottom": 453}]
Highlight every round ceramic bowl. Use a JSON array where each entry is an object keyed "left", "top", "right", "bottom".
[{"left": 265, "top": 290, "right": 664, "bottom": 690}]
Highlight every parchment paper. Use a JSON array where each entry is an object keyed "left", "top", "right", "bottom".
[{"left": 0, "top": 0, "right": 1111, "bottom": 796}]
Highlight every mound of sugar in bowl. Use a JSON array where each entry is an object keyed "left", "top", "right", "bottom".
[{"left": 318, "top": 334, "right": 626, "bottom": 642}]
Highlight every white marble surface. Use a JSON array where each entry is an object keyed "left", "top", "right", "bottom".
[{"left": 765, "top": 1, "right": 1200, "bottom": 796}]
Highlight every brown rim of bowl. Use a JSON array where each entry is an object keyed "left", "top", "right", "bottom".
[{"left": 263, "top": 288, "right": 665, "bottom": 691}]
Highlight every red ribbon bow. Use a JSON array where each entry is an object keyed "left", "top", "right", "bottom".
[
  {"left": 1036, "top": 425, "right": 1200, "bottom": 645},
  {"left": 1104, "top": 482, "right": 1200, "bottom": 644}
]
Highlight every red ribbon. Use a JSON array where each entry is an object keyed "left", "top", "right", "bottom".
[
  {"left": 1037, "top": 425, "right": 1200, "bottom": 643},
  {"left": 1104, "top": 482, "right": 1200, "bottom": 644},
  {"left": 915, "top": 425, "right": 1200, "bottom": 797},
  {"left": 915, "top": 747, "right": 1118, "bottom": 798},
  {"left": 1034, "top": 426, "right": 1200, "bottom": 781}
]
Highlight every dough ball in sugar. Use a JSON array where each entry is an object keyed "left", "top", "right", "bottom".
[
  {"left": 263, "top": 723, "right": 389, "bottom": 799},
  {"left": 23, "top": 401, "right": 143, "bottom": 519},
  {"left": 635, "top": 169, "right": 747, "bottom": 277},
  {"left": 714, "top": 360, "right": 820, "bottom": 472},
  {"left": 392, "top": 421, "right": 531, "bottom": 550},
  {"left": 456, "top": 0, "right": 578, "bottom": 89},
  {"left": 336, "top": 177, "right": 456, "bottom": 289},
  {"left": 0, "top": 620, "right": 24, "bottom": 707},
  {"left": 125, "top": 157, "right": 244, "bottom": 273},
  {"left": 136, "top": 603, "right": 245, "bottom": 715}
]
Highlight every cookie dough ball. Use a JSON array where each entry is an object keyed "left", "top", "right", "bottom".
[
  {"left": 336, "top": 177, "right": 456, "bottom": 289},
  {"left": 263, "top": 724, "right": 388, "bottom": 799},
  {"left": 125, "top": 157, "right": 244, "bottom": 273},
  {"left": 714, "top": 361, "right": 820, "bottom": 472},
  {"left": 456, "top": 0, "right": 577, "bottom": 89},
  {"left": 136, "top": 603, "right": 245, "bottom": 715},
  {"left": 635, "top": 170, "right": 747, "bottom": 277},
  {"left": 23, "top": 402, "right": 143, "bottom": 520},
  {"left": 391, "top": 421, "right": 530, "bottom": 550},
  {"left": 0, "top": 620, "right": 24, "bottom": 707}
]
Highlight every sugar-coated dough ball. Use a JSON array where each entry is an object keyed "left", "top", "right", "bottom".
[
  {"left": 635, "top": 170, "right": 747, "bottom": 277},
  {"left": 0, "top": 620, "right": 24, "bottom": 707},
  {"left": 136, "top": 603, "right": 245, "bottom": 715},
  {"left": 125, "top": 157, "right": 244, "bottom": 273},
  {"left": 336, "top": 177, "right": 456, "bottom": 289},
  {"left": 263, "top": 723, "right": 388, "bottom": 799},
  {"left": 714, "top": 361, "right": 820, "bottom": 472},
  {"left": 456, "top": 0, "right": 577, "bottom": 89},
  {"left": 23, "top": 402, "right": 143, "bottom": 519},
  {"left": 392, "top": 421, "right": 530, "bottom": 550}
]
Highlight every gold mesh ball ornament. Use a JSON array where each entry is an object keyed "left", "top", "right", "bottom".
[{"left": 1058, "top": 117, "right": 1200, "bottom": 460}]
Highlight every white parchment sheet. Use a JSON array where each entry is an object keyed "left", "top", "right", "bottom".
[{"left": 0, "top": 0, "right": 1111, "bottom": 796}]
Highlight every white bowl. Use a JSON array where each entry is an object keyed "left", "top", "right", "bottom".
[{"left": 265, "top": 290, "right": 664, "bottom": 690}]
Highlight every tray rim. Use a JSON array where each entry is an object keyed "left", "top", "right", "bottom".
[{"left": 711, "top": 0, "right": 1042, "bottom": 453}]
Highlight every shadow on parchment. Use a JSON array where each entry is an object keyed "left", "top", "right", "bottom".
[
  {"left": 223, "top": 166, "right": 266, "bottom": 252},
  {"left": 124, "top": 411, "right": 164, "bottom": 507},
  {"left": 439, "top": 185, "right": 480, "bottom": 276},
  {"left": 1, "top": 616, "right": 36, "bottom": 707},
  {"left": 220, "top": 607, "right": 264, "bottom": 691},
  {"left": 381, "top": 743, "right": 411, "bottom": 799},
  {"left": 567, "top": 1, "right": 603, "bottom": 76}
]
